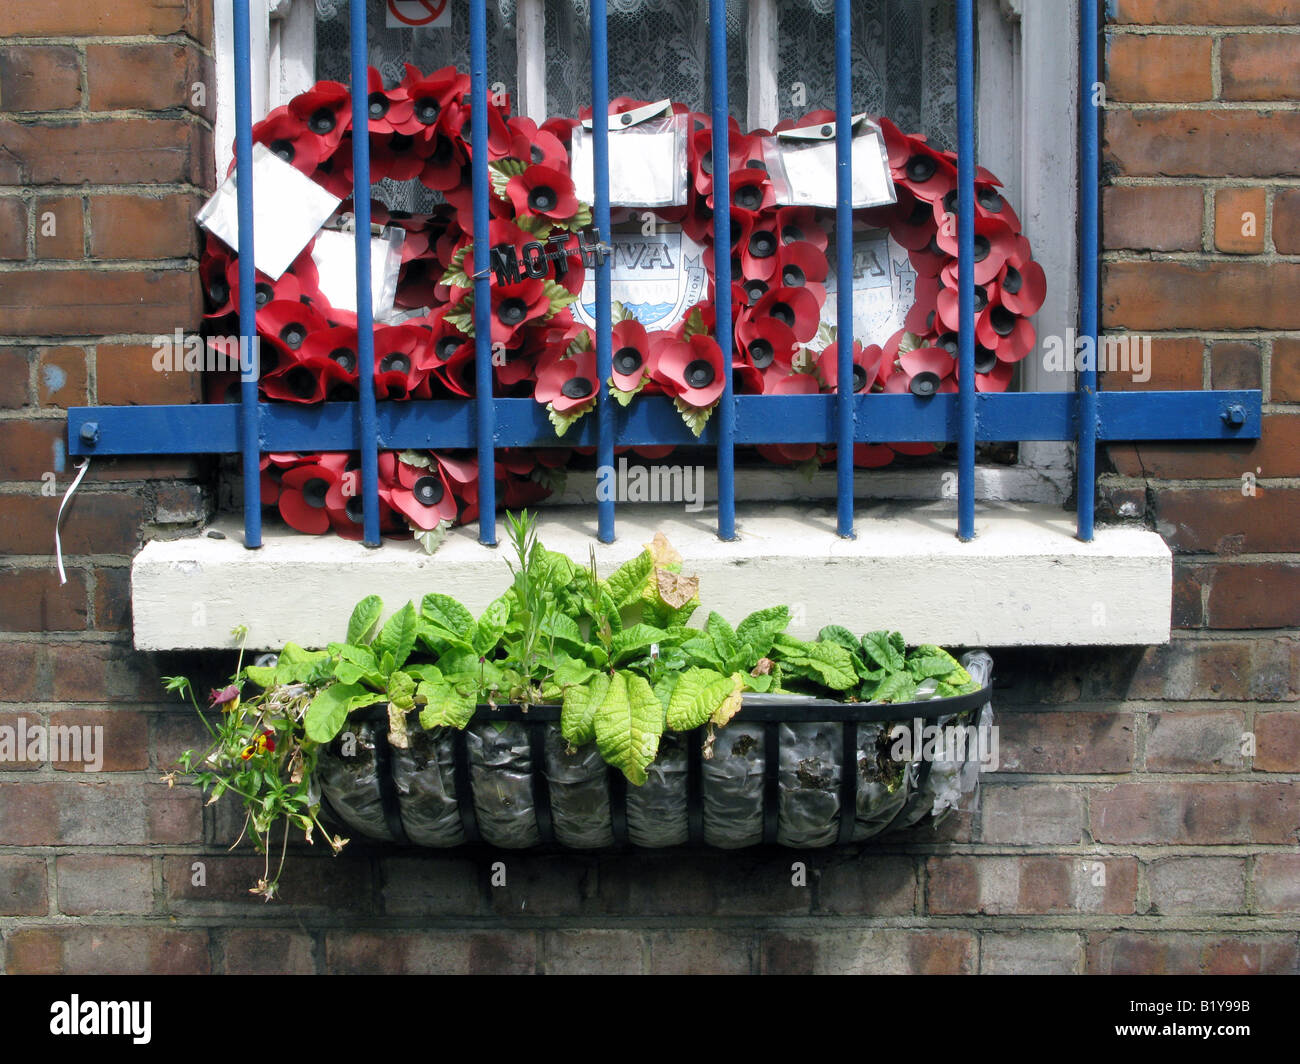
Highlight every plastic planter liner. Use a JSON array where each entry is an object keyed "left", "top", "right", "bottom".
[{"left": 316, "top": 652, "right": 994, "bottom": 849}]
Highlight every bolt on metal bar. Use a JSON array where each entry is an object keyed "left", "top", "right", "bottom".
[
  {"left": 956, "top": 0, "right": 977, "bottom": 542},
  {"left": 710, "top": 0, "right": 736, "bottom": 541},
  {"left": 469, "top": 0, "right": 498, "bottom": 545},
  {"left": 1077, "top": 0, "right": 1100, "bottom": 542},
  {"left": 349, "top": 0, "right": 382, "bottom": 547},
  {"left": 833, "top": 0, "right": 855, "bottom": 540},
  {"left": 233, "top": 0, "right": 262, "bottom": 550},
  {"left": 592, "top": 0, "right": 616, "bottom": 543}
]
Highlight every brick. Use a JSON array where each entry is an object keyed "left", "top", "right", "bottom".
[
  {"left": 1209, "top": 339, "right": 1262, "bottom": 389},
  {"left": 88, "top": 43, "right": 210, "bottom": 114},
  {"left": 95, "top": 343, "right": 203, "bottom": 406},
  {"left": 1221, "top": 34, "right": 1300, "bottom": 101},
  {"left": 0, "top": 118, "right": 208, "bottom": 186},
  {"left": 1172, "top": 559, "right": 1204, "bottom": 627},
  {"left": 0, "top": 348, "right": 31, "bottom": 408},
  {"left": 0, "top": 855, "right": 47, "bottom": 916},
  {"left": 0, "top": 419, "right": 65, "bottom": 481},
  {"left": 598, "top": 854, "right": 718, "bottom": 915},
  {"left": 483, "top": 854, "right": 594, "bottom": 917},
  {"left": 1104, "top": 260, "right": 1300, "bottom": 330},
  {"left": 92, "top": 566, "right": 131, "bottom": 631},
  {"left": 56, "top": 855, "right": 153, "bottom": 915},
  {"left": 0, "top": 711, "right": 43, "bottom": 770},
  {"left": 0, "top": 196, "right": 27, "bottom": 259},
  {"left": 35, "top": 345, "right": 88, "bottom": 406},
  {"left": 1155, "top": 485, "right": 1294, "bottom": 554},
  {"left": 1111, "top": 1, "right": 1300, "bottom": 24},
  {"left": 0, "top": 1, "right": 206, "bottom": 38},
  {"left": 1255, "top": 711, "right": 1300, "bottom": 771},
  {"left": 0, "top": 268, "right": 201, "bottom": 336},
  {"left": 996, "top": 711, "right": 1134, "bottom": 773},
  {"left": 816, "top": 854, "right": 916, "bottom": 915},
  {"left": 1206, "top": 561, "right": 1300, "bottom": 628},
  {"left": 223, "top": 929, "right": 315, "bottom": 974},
  {"left": 1091, "top": 781, "right": 1300, "bottom": 844},
  {"left": 1107, "top": 414, "right": 1300, "bottom": 478},
  {"left": 1250, "top": 636, "right": 1300, "bottom": 700},
  {"left": 153, "top": 710, "right": 211, "bottom": 770},
  {"left": 4, "top": 927, "right": 209, "bottom": 975},
  {"left": 1101, "top": 337, "right": 1202, "bottom": 393},
  {"left": 762, "top": 930, "right": 975, "bottom": 975},
  {"left": 0, "top": 781, "right": 186, "bottom": 847},
  {"left": 1213, "top": 187, "right": 1267, "bottom": 253},
  {"left": 1273, "top": 337, "right": 1300, "bottom": 401},
  {"left": 325, "top": 930, "right": 536, "bottom": 975},
  {"left": 1106, "top": 34, "right": 1212, "bottom": 102},
  {"left": 544, "top": 930, "right": 643, "bottom": 974},
  {"left": 1148, "top": 856, "right": 1247, "bottom": 914},
  {"left": 0, "top": 493, "right": 149, "bottom": 556},
  {"left": 647, "top": 931, "right": 753, "bottom": 975},
  {"left": 980, "top": 784, "right": 1087, "bottom": 845},
  {"left": 1274, "top": 188, "right": 1300, "bottom": 253},
  {"left": 711, "top": 853, "right": 815, "bottom": 915},
  {"left": 927, "top": 856, "right": 1136, "bottom": 915},
  {"left": 164, "top": 855, "right": 370, "bottom": 911},
  {"left": 1088, "top": 932, "right": 1298, "bottom": 975},
  {"left": 1102, "top": 186, "right": 1202, "bottom": 251},
  {"left": 1104, "top": 110, "right": 1300, "bottom": 179},
  {"left": 34, "top": 196, "right": 82, "bottom": 260},
  {"left": 0, "top": 569, "right": 88, "bottom": 632},
  {"left": 47, "top": 642, "right": 162, "bottom": 703},
  {"left": 0, "top": 46, "right": 81, "bottom": 111},
  {"left": 381, "top": 857, "right": 483, "bottom": 916},
  {"left": 1255, "top": 853, "right": 1300, "bottom": 913},
  {"left": 155, "top": 483, "right": 205, "bottom": 523},
  {"left": 0, "top": 648, "right": 38, "bottom": 702},
  {"left": 51, "top": 710, "right": 149, "bottom": 772},
  {"left": 88, "top": 194, "right": 201, "bottom": 259},
  {"left": 1146, "top": 709, "right": 1247, "bottom": 772},
  {"left": 145, "top": 783, "right": 201, "bottom": 843},
  {"left": 979, "top": 932, "right": 1081, "bottom": 975}
]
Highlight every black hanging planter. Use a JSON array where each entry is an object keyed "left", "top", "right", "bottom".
[{"left": 315, "top": 653, "right": 994, "bottom": 850}]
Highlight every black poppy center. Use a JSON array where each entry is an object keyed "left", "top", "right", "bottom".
[
  {"left": 1002, "top": 265, "right": 1023, "bottom": 295},
  {"left": 852, "top": 364, "right": 869, "bottom": 392},
  {"left": 781, "top": 223, "right": 804, "bottom": 245},
  {"left": 309, "top": 107, "right": 336, "bottom": 134},
  {"left": 329, "top": 347, "right": 356, "bottom": 373},
  {"left": 990, "top": 307, "right": 1017, "bottom": 337},
  {"left": 561, "top": 376, "right": 594, "bottom": 400},
  {"left": 782, "top": 265, "right": 806, "bottom": 287},
  {"left": 938, "top": 332, "right": 960, "bottom": 356},
  {"left": 749, "top": 230, "right": 777, "bottom": 258},
  {"left": 974, "top": 285, "right": 989, "bottom": 313},
  {"left": 415, "top": 97, "right": 440, "bottom": 124},
  {"left": 302, "top": 477, "right": 329, "bottom": 508},
  {"left": 379, "top": 352, "right": 411, "bottom": 374},
  {"left": 734, "top": 184, "right": 763, "bottom": 211},
  {"left": 769, "top": 301, "right": 795, "bottom": 328},
  {"left": 746, "top": 159, "right": 768, "bottom": 172},
  {"left": 613, "top": 347, "right": 643, "bottom": 375},
  {"left": 279, "top": 322, "right": 307, "bottom": 349},
  {"left": 749, "top": 338, "right": 775, "bottom": 369},
  {"left": 498, "top": 298, "right": 528, "bottom": 326},
  {"left": 528, "top": 185, "right": 557, "bottom": 212},
  {"left": 975, "top": 346, "right": 999, "bottom": 374},
  {"left": 910, "top": 371, "right": 941, "bottom": 397},
  {"left": 345, "top": 495, "right": 364, "bottom": 523},
  {"left": 254, "top": 282, "right": 273, "bottom": 308},
  {"left": 430, "top": 136, "right": 454, "bottom": 165},
  {"left": 906, "top": 154, "right": 937, "bottom": 184},
  {"left": 436, "top": 336, "right": 462, "bottom": 360},
  {"left": 269, "top": 138, "right": 295, "bottom": 163},
  {"left": 942, "top": 189, "right": 959, "bottom": 215},
  {"left": 208, "top": 279, "right": 229, "bottom": 305},
  {"left": 413, "top": 475, "right": 444, "bottom": 507},
  {"left": 978, "top": 187, "right": 1005, "bottom": 213},
  {"left": 700, "top": 149, "right": 714, "bottom": 176},
  {"left": 745, "top": 280, "right": 768, "bottom": 305},
  {"left": 530, "top": 144, "right": 545, "bottom": 163},
  {"left": 907, "top": 199, "right": 932, "bottom": 226},
  {"left": 684, "top": 359, "right": 715, "bottom": 388},
  {"left": 367, "top": 92, "right": 389, "bottom": 120},
  {"left": 973, "top": 234, "right": 991, "bottom": 262},
  {"left": 285, "top": 366, "right": 316, "bottom": 400}
]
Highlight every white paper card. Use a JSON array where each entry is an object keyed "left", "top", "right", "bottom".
[
  {"left": 196, "top": 143, "right": 342, "bottom": 280},
  {"left": 310, "top": 226, "right": 407, "bottom": 319},
  {"left": 571, "top": 126, "right": 686, "bottom": 208},
  {"left": 571, "top": 224, "right": 708, "bottom": 331},
  {"left": 766, "top": 130, "right": 895, "bottom": 209},
  {"left": 811, "top": 228, "right": 917, "bottom": 351}
]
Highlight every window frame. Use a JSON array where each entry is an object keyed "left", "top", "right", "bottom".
[{"left": 212, "top": 0, "right": 1077, "bottom": 504}]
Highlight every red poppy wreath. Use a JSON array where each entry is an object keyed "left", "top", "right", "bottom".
[{"left": 199, "top": 65, "right": 1046, "bottom": 543}]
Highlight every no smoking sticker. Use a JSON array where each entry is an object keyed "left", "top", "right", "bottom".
[{"left": 386, "top": 0, "right": 450, "bottom": 29}]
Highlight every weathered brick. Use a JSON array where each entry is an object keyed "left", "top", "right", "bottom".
[
  {"left": 1221, "top": 34, "right": 1300, "bottom": 101},
  {"left": 50, "top": 710, "right": 148, "bottom": 772},
  {"left": 1101, "top": 186, "right": 1203, "bottom": 252},
  {"left": 927, "top": 856, "right": 1136, "bottom": 915},
  {"left": 1107, "top": 415, "right": 1300, "bottom": 479},
  {"left": 0, "top": 196, "right": 27, "bottom": 259},
  {"left": 1088, "top": 932, "right": 1298, "bottom": 975},
  {"left": 762, "top": 930, "right": 975, "bottom": 975},
  {"left": 980, "top": 784, "right": 1087, "bottom": 845},
  {"left": 1091, "top": 781, "right": 1300, "bottom": 844},
  {"left": 56, "top": 855, "right": 153, "bottom": 915},
  {"left": 0, "top": 647, "right": 39, "bottom": 702},
  {"left": 4, "top": 927, "right": 209, "bottom": 975},
  {"left": 0, "top": 1, "right": 207, "bottom": 38},
  {"left": 0, "top": 268, "right": 202, "bottom": 336},
  {"left": 996, "top": 711, "right": 1135, "bottom": 773},
  {"left": 164, "top": 854, "right": 370, "bottom": 911},
  {"left": 1255, "top": 711, "right": 1300, "bottom": 771},
  {"left": 598, "top": 854, "right": 718, "bottom": 916},
  {"left": 1209, "top": 339, "right": 1262, "bottom": 390},
  {"left": 92, "top": 566, "right": 132, "bottom": 631},
  {"left": 544, "top": 930, "right": 643, "bottom": 974},
  {"left": 1254, "top": 853, "right": 1300, "bottom": 913},
  {"left": 646, "top": 930, "right": 754, "bottom": 975},
  {"left": 1128, "top": 640, "right": 1257, "bottom": 703},
  {"left": 1272, "top": 337, "right": 1300, "bottom": 401},
  {"left": 1274, "top": 188, "right": 1300, "bottom": 253},
  {"left": 1104, "top": 260, "right": 1300, "bottom": 330},
  {"left": 0, "top": 118, "right": 208, "bottom": 186},
  {"left": 223, "top": 929, "right": 316, "bottom": 974},
  {"left": 48, "top": 642, "right": 162, "bottom": 703},
  {"left": 33, "top": 196, "right": 82, "bottom": 260},
  {"left": 34, "top": 345, "right": 87, "bottom": 406},
  {"left": 0, "top": 46, "right": 81, "bottom": 111},
  {"left": 381, "top": 856, "right": 483, "bottom": 916},
  {"left": 1172, "top": 559, "right": 1205, "bottom": 627},
  {"left": 1213, "top": 187, "right": 1267, "bottom": 253},
  {"left": 0, "top": 855, "right": 47, "bottom": 916},
  {"left": 1111, "top": 0, "right": 1300, "bottom": 24},
  {"left": 88, "top": 42, "right": 211, "bottom": 115},
  {"left": 0, "top": 493, "right": 148, "bottom": 556},
  {"left": 816, "top": 854, "right": 916, "bottom": 915},
  {"left": 96, "top": 342, "right": 203, "bottom": 406},
  {"left": 1105, "top": 109, "right": 1300, "bottom": 179},
  {"left": 0, "top": 568, "right": 88, "bottom": 632},
  {"left": 1145, "top": 709, "right": 1247, "bottom": 771},
  {"left": 88, "top": 193, "right": 201, "bottom": 259},
  {"left": 1206, "top": 561, "right": 1300, "bottom": 628},
  {"left": 979, "top": 932, "right": 1081, "bottom": 975},
  {"left": 1156, "top": 485, "right": 1292, "bottom": 555},
  {"left": 1148, "top": 856, "right": 1247, "bottom": 914},
  {"left": 325, "top": 930, "right": 536, "bottom": 975},
  {"left": 1102, "top": 336, "right": 1204, "bottom": 392},
  {"left": 1106, "top": 34, "right": 1212, "bottom": 102}
]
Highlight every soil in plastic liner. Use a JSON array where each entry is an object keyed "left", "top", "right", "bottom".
[
  {"left": 315, "top": 718, "right": 397, "bottom": 842},
  {"left": 626, "top": 731, "right": 689, "bottom": 847},
  {"left": 467, "top": 720, "right": 541, "bottom": 848},
  {"left": 702, "top": 722, "right": 765, "bottom": 848},
  {"left": 777, "top": 721, "right": 843, "bottom": 847},
  {"left": 390, "top": 723, "right": 465, "bottom": 846},
  {"left": 853, "top": 721, "right": 914, "bottom": 840},
  {"left": 543, "top": 725, "right": 614, "bottom": 849}
]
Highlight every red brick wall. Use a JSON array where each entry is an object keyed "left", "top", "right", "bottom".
[{"left": 0, "top": 0, "right": 1296, "bottom": 974}]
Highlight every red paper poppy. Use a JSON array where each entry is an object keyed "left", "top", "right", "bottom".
[
  {"left": 653, "top": 334, "right": 726, "bottom": 408},
  {"left": 278, "top": 458, "right": 346, "bottom": 534},
  {"left": 506, "top": 164, "right": 579, "bottom": 222},
  {"left": 394, "top": 63, "right": 467, "bottom": 137},
  {"left": 384, "top": 458, "right": 457, "bottom": 529},
  {"left": 935, "top": 281, "right": 994, "bottom": 336},
  {"left": 898, "top": 138, "right": 956, "bottom": 203},
  {"left": 816, "top": 341, "right": 884, "bottom": 394},
  {"left": 935, "top": 214, "right": 1017, "bottom": 286},
  {"left": 364, "top": 67, "right": 413, "bottom": 135},
  {"left": 489, "top": 278, "right": 551, "bottom": 346},
  {"left": 288, "top": 80, "right": 352, "bottom": 153},
  {"left": 976, "top": 305, "right": 1036, "bottom": 362},
  {"left": 735, "top": 317, "right": 797, "bottom": 393},
  {"left": 508, "top": 116, "right": 569, "bottom": 171},
  {"left": 535, "top": 347, "right": 599, "bottom": 414},
  {"left": 250, "top": 106, "right": 324, "bottom": 175},
  {"left": 750, "top": 286, "right": 821, "bottom": 343},
  {"left": 610, "top": 318, "right": 650, "bottom": 392},
  {"left": 997, "top": 252, "right": 1047, "bottom": 318},
  {"left": 373, "top": 324, "right": 431, "bottom": 399}
]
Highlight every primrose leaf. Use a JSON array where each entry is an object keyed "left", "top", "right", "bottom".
[
  {"left": 387, "top": 669, "right": 416, "bottom": 711},
  {"left": 611, "top": 623, "right": 667, "bottom": 665},
  {"left": 274, "top": 643, "right": 332, "bottom": 685},
  {"left": 736, "top": 605, "right": 790, "bottom": 659},
  {"left": 416, "top": 681, "right": 477, "bottom": 730},
  {"left": 704, "top": 611, "right": 739, "bottom": 664},
  {"left": 594, "top": 673, "right": 663, "bottom": 786},
  {"left": 472, "top": 594, "right": 511, "bottom": 656},
  {"left": 373, "top": 603, "right": 418, "bottom": 670},
  {"left": 561, "top": 671, "right": 610, "bottom": 747},
  {"left": 243, "top": 665, "right": 275, "bottom": 689},
  {"left": 606, "top": 550, "right": 654, "bottom": 607},
  {"left": 818, "top": 624, "right": 861, "bottom": 655},
  {"left": 870, "top": 671, "right": 918, "bottom": 704},
  {"left": 346, "top": 595, "right": 384, "bottom": 646},
  {"left": 860, "top": 630, "right": 905, "bottom": 672},
  {"left": 422, "top": 593, "right": 476, "bottom": 635},
  {"left": 305, "top": 683, "right": 372, "bottom": 743},
  {"left": 537, "top": 610, "right": 585, "bottom": 649},
  {"left": 665, "top": 667, "right": 736, "bottom": 731}
]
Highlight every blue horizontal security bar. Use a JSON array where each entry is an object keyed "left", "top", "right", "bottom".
[{"left": 68, "top": 390, "right": 1261, "bottom": 456}]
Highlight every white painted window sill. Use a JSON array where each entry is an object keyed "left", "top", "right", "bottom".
[{"left": 132, "top": 502, "right": 1172, "bottom": 651}]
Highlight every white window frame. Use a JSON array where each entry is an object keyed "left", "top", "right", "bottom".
[{"left": 212, "top": 0, "right": 1077, "bottom": 505}]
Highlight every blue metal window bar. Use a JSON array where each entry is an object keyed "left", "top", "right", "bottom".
[{"left": 68, "top": 0, "right": 1260, "bottom": 548}]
